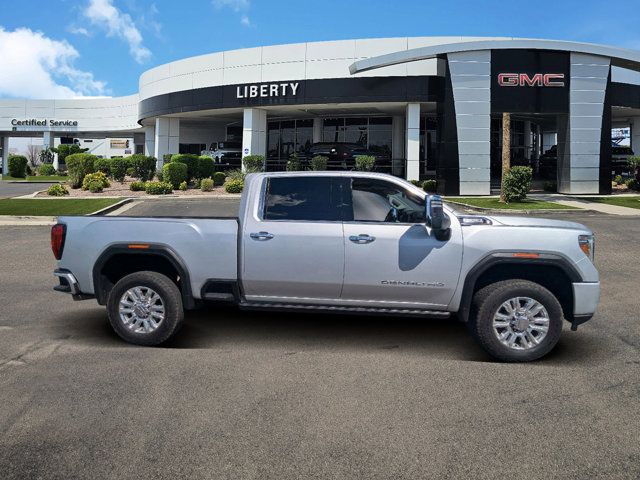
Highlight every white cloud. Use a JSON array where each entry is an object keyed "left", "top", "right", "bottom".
[
  {"left": 68, "top": 25, "right": 90, "bottom": 36},
  {"left": 0, "top": 27, "right": 108, "bottom": 99},
  {"left": 213, "top": 0, "right": 252, "bottom": 27},
  {"left": 83, "top": 0, "right": 151, "bottom": 63}
]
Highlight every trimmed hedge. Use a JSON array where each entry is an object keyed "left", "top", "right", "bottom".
[
  {"left": 82, "top": 172, "right": 110, "bottom": 192},
  {"left": 145, "top": 181, "right": 174, "bottom": 195},
  {"left": 110, "top": 157, "right": 128, "bottom": 182},
  {"left": 47, "top": 184, "right": 68, "bottom": 196},
  {"left": 130, "top": 181, "right": 146, "bottom": 191},
  {"left": 66, "top": 153, "right": 97, "bottom": 188},
  {"left": 170, "top": 154, "right": 199, "bottom": 180},
  {"left": 198, "top": 156, "right": 215, "bottom": 179},
  {"left": 7, "top": 155, "right": 28, "bottom": 178},
  {"left": 213, "top": 171, "right": 226, "bottom": 186},
  {"left": 355, "top": 155, "right": 376, "bottom": 171},
  {"left": 225, "top": 179, "right": 244, "bottom": 193},
  {"left": 242, "top": 155, "right": 264, "bottom": 172},
  {"left": 38, "top": 163, "right": 56, "bottom": 176},
  {"left": 129, "top": 154, "right": 156, "bottom": 181},
  {"left": 94, "top": 158, "right": 111, "bottom": 176},
  {"left": 309, "top": 155, "right": 328, "bottom": 171},
  {"left": 162, "top": 161, "right": 188, "bottom": 189},
  {"left": 422, "top": 179, "right": 437, "bottom": 193},
  {"left": 200, "top": 178, "right": 214, "bottom": 192},
  {"left": 502, "top": 166, "right": 533, "bottom": 203}
]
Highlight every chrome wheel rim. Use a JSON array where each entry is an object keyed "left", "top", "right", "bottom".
[
  {"left": 119, "top": 286, "right": 165, "bottom": 334},
  {"left": 492, "top": 297, "right": 550, "bottom": 350}
]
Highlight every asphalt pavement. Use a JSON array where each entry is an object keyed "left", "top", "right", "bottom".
[
  {"left": 0, "top": 212, "right": 638, "bottom": 479},
  {"left": 0, "top": 181, "right": 53, "bottom": 199}
]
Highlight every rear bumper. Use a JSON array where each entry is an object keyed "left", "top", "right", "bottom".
[
  {"left": 53, "top": 269, "right": 94, "bottom": 300},
  {"left": 571, "top": 282, "right": 600, "bottom": 329}
]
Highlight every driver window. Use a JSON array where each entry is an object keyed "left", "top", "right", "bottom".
[{"left": 351, "top": 178, "right": 426, "bottom": 223}]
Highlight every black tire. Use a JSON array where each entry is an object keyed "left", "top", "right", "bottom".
[
  {"left": 106, "top": 271, "right": 184, "bottom": 346},
  {"left": 468, "top": 279, "right": 563, "bottom": 362}
]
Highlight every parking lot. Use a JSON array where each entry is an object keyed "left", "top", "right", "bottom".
[{"left": 1, "top": 208, "right": 639, "bottom": 479}]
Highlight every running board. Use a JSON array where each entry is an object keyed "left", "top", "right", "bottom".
[{"left": 240, "top": 302, "right": 450, "bottom": 318}]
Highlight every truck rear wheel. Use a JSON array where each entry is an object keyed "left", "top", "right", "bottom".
[
  {"left": 468, "top": 280, "right": 563, "bottom": 362},
  {"left": 106, "top": 271, "right": 184, "bottom": 346}
]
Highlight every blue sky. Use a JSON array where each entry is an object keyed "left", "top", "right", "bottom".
[{"left": 0, "top": 0, "right": 639, "bottom": 98}]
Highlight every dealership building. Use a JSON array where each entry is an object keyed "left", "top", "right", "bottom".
[{"left": 2, "top": 36, "right": 640, "bottom": 195}]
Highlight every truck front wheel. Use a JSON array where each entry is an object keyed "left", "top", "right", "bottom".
[
  {"left": 106, "top": 271, "right": 184, "bottom": 346},
  {"left": 468, "top": 280, "right": 563, "bottom": 362}
]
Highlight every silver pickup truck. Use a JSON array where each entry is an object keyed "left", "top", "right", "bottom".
[{"left": 51, "top": 172, "right": 600, "bottom": 362}]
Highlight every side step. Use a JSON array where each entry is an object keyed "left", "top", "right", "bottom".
[{"left": 240, "top": 301, "right": 451, "bottom": 318}]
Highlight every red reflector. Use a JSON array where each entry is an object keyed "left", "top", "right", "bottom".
[
  {"left": 512, "top": 252, "right": 540, "bottom": 259},
  {"left": 128, "top": 244, "right": 150, "bottom": 249},
  {"left": 51, "top": 224, "right": 66, "bottom": 260}
]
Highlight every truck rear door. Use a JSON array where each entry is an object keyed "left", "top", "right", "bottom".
[{"left": 241, "top": 175, "right": 345, "bottom": 303}]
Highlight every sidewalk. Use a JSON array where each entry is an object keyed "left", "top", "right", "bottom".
[{"left": 530, "top": 194, "right": 640, "bottom": 216}]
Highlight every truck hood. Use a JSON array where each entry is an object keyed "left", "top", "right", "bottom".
[{"left": 487, "top": 215, "right": 590, "bottom": 232}]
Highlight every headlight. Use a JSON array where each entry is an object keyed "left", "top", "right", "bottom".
[{"left": 578, "top": 234, "right": 595, "bottom": 261}]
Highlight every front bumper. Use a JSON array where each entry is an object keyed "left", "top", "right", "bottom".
[
  {"left": 53, "top": 269, "right": 93, "bottom": 300},
  {"left": 571, "top": 282, "right": 600, "bottom": 330}
]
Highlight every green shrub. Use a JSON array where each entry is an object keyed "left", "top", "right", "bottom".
[
  {"left": 47, "top": 184, "right": 68, "bottom": 196},
  {"left": 162, "top": 153, "right": 174, "bottom": 164},
  {"left": 156, "top": 169, "right": 163, "bottom": 182},
  {"left": 82, "top": 172, "right": 110, "bottom": 191},
  {"left": 170, "top": 154, "right": 199, "bottom": 180},
  {"left": 198, "top": 156, "right": 214, "bottom": 179},
  {"left": 129, "top": 154, "right": 157, "bottom": 181},
  {"left": 66, "top": 153, "right": 96, "bottom": 188},
  {"left": 242, "top": 155, "right": 264, "bottom": 172},
  {"left": 225, "top": 179, "right": 244, "bottom": 193},
  {"left": 179, "top": 180, "right": 188, "bottom": 191},
  {"left": 110, "top": 157, "right": 128, "bottom": 182},
  {"left": 7, "top": 155, "right": 28, "bottom": 178},
  {"left": 86, "top": 179, "right": 105, "bottom": 193},
  {"left": 213, "top": 171, "right": 226, "bottom": 186},
  {"left": 613, "top": 174, "right": 623, "bottom": 185},
  {"left": 26, "top": 165, "right": 33, "bottom": 176},
  {"left": 286, "top": 154, "right": 303, "bottom": 171},
  {"left": 54, "top": 144, "right": 88, "bottom": 166},
  {"left": 502, "top": 166, "right": 533, "bottom": 203},
  {"left": 309, "top": 155, "right": 328, "bottom": 171},
  {"left": 145, "top": 181, "right": 173, "bottom": 195},
  {"left": 627, "top": 156, "right": 640, "bottom": 173},
  {"left": 355, "top": 155, "right": 376, "bottom": 171},
  {"left": 200, "top": 178, "right": 214, "bottom": 192},
  {"left": 39, "top": 148, "right": 55, "bottom": 165},
  {"left": 130, "top": 181, "right": 146, "bottom": 191},
  {"left": 38, "top": 164, "right": 56, "bottom": 176},
  {"left": 409, "top": 180, "right": 421, "bottom": 187},
  {"left": 543, "top": 181, "right": 557, "bottom": 192},
  {"left": 624, "top": 178, "right": 639, "bottom": 190},
  {"left": 94, "top": 158, "right": 111, "bottom": 176},
  {"left": 422, "top": 179, "right": 437, "bottom": 193},
  {"left": 162, "top": 161, "right": 188, "bottom": 189},
  {"left": 226, "top": 169, "right": 245, "bottom": 182}
]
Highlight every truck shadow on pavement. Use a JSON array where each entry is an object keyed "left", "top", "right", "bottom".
[{"left": 61, "top": 304, "right": 603, "bottom": 365}]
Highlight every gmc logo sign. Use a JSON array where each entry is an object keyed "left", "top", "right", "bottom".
[{"left": 498, "top": 73, "right": 565, "bottom": 87}]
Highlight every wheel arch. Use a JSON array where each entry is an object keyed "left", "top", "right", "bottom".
[
  {"left": 92, "top": 244, "right": 195, "bottom": 309},
  {"left": 458, "top": 252, "right": 582, "bottom": 324}
]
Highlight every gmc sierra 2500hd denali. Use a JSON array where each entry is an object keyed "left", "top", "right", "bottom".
[{"left": 51, "top": 172, "right": 600, "bottom": 362}]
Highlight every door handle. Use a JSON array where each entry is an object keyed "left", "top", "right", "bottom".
[
  {"left": 250, "top": 231, "right": 274, "bottom": 241},
  {"left": 349, "top": 234, "right": 375, "bottom": 244}
]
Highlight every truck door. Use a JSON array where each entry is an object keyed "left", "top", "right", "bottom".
[
  {"left": 241, "top": 175, "right": 345, "bottom": 303},
  {"left": 340, "top": 176, "right": 463, "bottom": 309}
]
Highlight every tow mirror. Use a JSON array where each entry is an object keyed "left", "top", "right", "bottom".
[{"left": 426, "top": 195, "right": 451, "bottom": 241}]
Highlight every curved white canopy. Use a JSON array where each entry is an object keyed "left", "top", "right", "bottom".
[{"left": 349, "top": 38, "right": 640, "bottom": 75}]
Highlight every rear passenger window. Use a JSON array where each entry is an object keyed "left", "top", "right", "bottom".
[{"left": 263, "top": 177, "right": 341, "bottom": 221}]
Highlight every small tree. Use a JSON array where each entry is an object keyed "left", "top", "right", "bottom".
[
  {"left": 26, "top": 144, "right": 42, "bottom": 167},
  {"left": 627, "top": 156, "right": 640, "bottom": 182},
  {"left": 39, "top": 147, "right": 55, "bottom": 165},
  {"left": 54, "top": 144, "right": 88, "bottom": 166},
  {"left": 500, "top": 112, "right": 511, "bottom": 203}
]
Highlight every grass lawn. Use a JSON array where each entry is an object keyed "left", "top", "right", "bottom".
[
  {"left": 445, "top": 197, "right": 577, "bottom": 210},
  {"left": 0, "top": 198, "right": 123, "bottom": 216},
  {"left": 587, "top": 196, "right": 640, "bottom": 210},
  {"left": 1, "top": 175, "right": 68, "bottom": 182}
]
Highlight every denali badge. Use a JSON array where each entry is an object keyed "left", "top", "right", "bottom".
[
  {"left": 381, "top": 280, "right": 445, "bottom": 288},
  {"left": 498, "top": 73, "right": 565, "bottom": 87}
]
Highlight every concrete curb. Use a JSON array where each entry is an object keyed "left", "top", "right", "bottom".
[
  {"left": 445, "top": 200, "right": 597, "bottom": 215},
  {"left": 0, "top": 216, "right": 57, "bottom": 226},
  {"left": 89, "top": 198, "right": 134, "bottom": 216}
]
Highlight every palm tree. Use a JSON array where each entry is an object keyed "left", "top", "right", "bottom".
[{"left": 500, "top": 112, "right": 511, "bottom": 202}]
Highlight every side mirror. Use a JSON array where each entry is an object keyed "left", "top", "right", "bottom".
[{"left": 426, "top": 195, "right": 451, "bottom": 241}]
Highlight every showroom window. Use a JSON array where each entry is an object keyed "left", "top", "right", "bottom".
[
  {"left": 263, "top": 176, "right": 341, "bottom": 222},
  {"left": 266, "top": 119, "right": 313, "bottom": 169}
]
